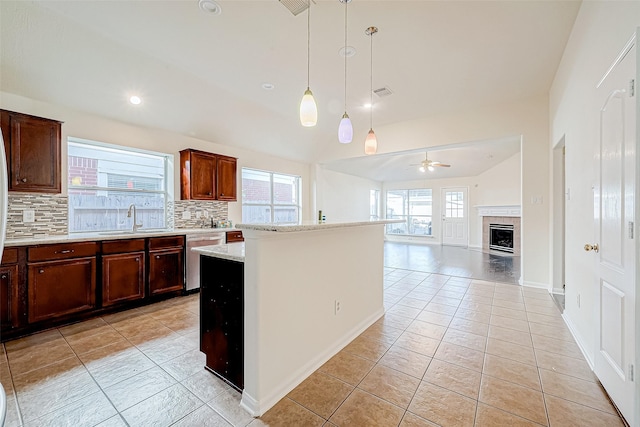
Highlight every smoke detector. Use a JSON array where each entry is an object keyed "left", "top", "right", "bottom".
[{"left": 199, "top": 0, "right": 222, "bottom": 15}]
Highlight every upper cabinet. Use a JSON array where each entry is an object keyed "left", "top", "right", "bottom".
[
  {"left": 0, "top": 109, "right": 62, "bottom": 193},
  {"left": 179, "top": 148, "right": 237, "bottom": 201}
]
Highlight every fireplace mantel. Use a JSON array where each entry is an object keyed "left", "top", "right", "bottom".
[{"left": 475, "top": 205, "right": 521, "bottom": 217}]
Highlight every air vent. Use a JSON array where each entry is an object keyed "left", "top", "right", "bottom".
[
  {"left": 279, "top": 0, "right": 309, "bottom": 16},
  {"left": 373, "top": 87, "right": 393, "bottom": 98}
]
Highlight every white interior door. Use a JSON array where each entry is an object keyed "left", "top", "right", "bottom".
[
  {"left": 592, "top": 35, "right": 636, "bottom": 425},
  {"left": 441, "top": 187, "right": 468, "bottom": 247}
]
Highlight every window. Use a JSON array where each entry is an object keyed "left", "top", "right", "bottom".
[
  {"left": 242, "top": 168, "right": 301, "bottom": 224},
  {"left": 370, "top": 189, "right": 380, "bottom": 220},
  {"left": 445, "top": 191, "right": 464, "bottom": 218},
  {"left": 67, "top": 138, "right": 172, "bottom": 233},
  {"left": 385, "top": 189, "right": 432, "bottom": 236}
]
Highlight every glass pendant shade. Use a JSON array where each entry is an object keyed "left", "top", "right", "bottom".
[
  {"left": 338, "top": 113, "right": 353, "bottom": 143},
  {"left": 364, "top": 129, "right": 377, "bottom": 155},
  {"left": 300, "top": 88, "right": 317, "bottom": 127}
]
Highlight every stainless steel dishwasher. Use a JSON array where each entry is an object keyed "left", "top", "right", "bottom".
[{"left": 186, "top": 232, "right": 226, "bottom": 290}]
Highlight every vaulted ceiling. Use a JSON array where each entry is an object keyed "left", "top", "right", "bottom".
[{"left": 0, "top": 1, "right": 580, "bottom": 181}]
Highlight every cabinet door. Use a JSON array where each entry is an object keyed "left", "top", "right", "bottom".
[
  {"left": 3, "top": 111, "right": 61, "bottom": 193},
  {"left": 216, "top": 155, "right": 237, "bottom": 201},
  {"left": 190, "top": 151, "right": 216, "bottom": 200},
  {"left": 0, "top": 265, "right": 19, "bottom": 331},
  {"left": 149, "top": 248, "right": 184, "bottom": 296},
  {"left": 28, "top": 257, "right": 96, "bottom": 323},
  {"left": 102, "top": 251, "right": 145, "bottom": 306}
]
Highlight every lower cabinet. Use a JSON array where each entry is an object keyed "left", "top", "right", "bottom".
[
  {"left": 1, "top": 264, "right": 19, "bottom": 333},
  {"left": 102, "top": 239, "right": 146, "bottom": 307},
  {"left": 27, "top": 257, "right": 96, "bottom": 323},
  {"left": 200, "top": 255, "right": 244, "bottom": 391},
  {"left": 148, "top": 236, "right": 185, "bottom": 296}
]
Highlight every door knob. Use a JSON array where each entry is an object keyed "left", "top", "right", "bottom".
[{"left": 584, "top": 243, "right": 599, "bottom": 253}]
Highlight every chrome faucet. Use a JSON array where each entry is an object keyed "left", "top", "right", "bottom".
[{"left": 127, "top": 204, "right": 143, "bottom": 232}]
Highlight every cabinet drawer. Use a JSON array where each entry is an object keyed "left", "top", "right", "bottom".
[
  {"left": 226, "top": 231, "right": 244, "bottom": 243},
  {"left": 1, "top": 248, "right": 18, "bottom": 265},
  {"left": 148, "top": 236, "right": 185, "bottom": 250},
  {"left": 102, "top": 239, "right": 146, "bottom": 255},
  {"left": 29, "top": 242, "right": 98, "bottom": 262}
]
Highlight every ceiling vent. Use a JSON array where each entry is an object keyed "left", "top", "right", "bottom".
[
  {"left": 279, "top": 0, "right": 310, "bottom": 16},
  {"left": 373, "top": 87, "right": 393, "bottom": 98}
]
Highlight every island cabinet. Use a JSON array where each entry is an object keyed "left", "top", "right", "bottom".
[
  {"left": 225, "top": 230, "right": 244, "bottom": 243},
  {"left": 1, "top": 248, "right": 22, "bottom": 334},
  {"left": 27, "top": 242, "right": 97, "bottom": 323},
  {"left": 148, "top": 236, "right": 184, "bottom": 296},
  {"left": 179, "top": 148, "right": 237, "bottom": 201},
  {"left": 101, "top": 239, "right": 146, "bottom": 307},
  {"left": 200, "top": 255, "right": 244, "bottom": 391},
  {"left": 0, "top": 109, "right": 62, "bottom": 193}
]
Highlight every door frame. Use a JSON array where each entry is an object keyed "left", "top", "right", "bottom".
[{"left": 440, "top": 186, "right": 469, "bottom": 247}]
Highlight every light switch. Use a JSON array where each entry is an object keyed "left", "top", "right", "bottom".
[
  {"left": 182, "top": 211, "right": 192, "bottom": 220},
  {"left": 23, "top": 210, "right": 35, "bottom": 223}
]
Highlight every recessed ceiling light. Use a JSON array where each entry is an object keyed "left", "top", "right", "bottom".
[
  {"left": 199, "top": 0, "right": 222, "bottom": 14},
  {"left": 339, "top": 46, "right": 356, "bottom": 58},
  {"left": 364, "top": 103, "right": 372, "bottom": 109},
  {"left": 129, "top": 95, "right": 142, "bottom": 105},
  {"left": 262, "top": 83, "right": 275, "bottom": 90}
]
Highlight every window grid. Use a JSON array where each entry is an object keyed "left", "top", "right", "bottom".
[{"left": 242, "top": 168, "right": 301, "bottom": 225}]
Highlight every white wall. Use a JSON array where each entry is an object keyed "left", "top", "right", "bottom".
[
  {"left": 382, "top": 152, "right": 521, "bottom": 248},
  {"left": 315, "top": 168, "right": 382, "bottom": 222},
  {"left": 549, "top": 3, "right": 640, "bottom": 365},
  {"left": 0, "top": 92, "right": 313, "bottom": 225},
  {"left": 319, "top": 95, "right": 550, "bottom": 287}
]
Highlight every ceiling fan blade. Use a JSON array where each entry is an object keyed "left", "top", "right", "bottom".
[{"left": 433, "top": 163, "right": 451, "bottom": 167}]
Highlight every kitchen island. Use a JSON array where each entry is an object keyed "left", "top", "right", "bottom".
[{"left": 194, "top": 219, "right": 399, "bottom": 417}]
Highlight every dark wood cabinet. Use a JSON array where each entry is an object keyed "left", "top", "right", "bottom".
[
  {"left": 0, "top": 109, "right": 62, "bottom": 193},
  {"left": 225, "top": 230, "right": 244, "bottom": 243},
  {"left": 102, "top": 239, "right": 146, "bottom": 307},
  {"left": 148, "top": 236, "right": 185, "bottom": 296},
  {"left": 1, "top": 248, "right": 20, "bottom": 333},
  {"left": 27, "top": 257, "right": 96, "bottom": 323},
  {"left": 216, "top": 155, "right": 237, "bottom": 201},
  {"left": 179, "top": 149, "right": 237, "bottom": 201},
  {"left": 200, "top": 255, "right": 244, "bottom": 391}
]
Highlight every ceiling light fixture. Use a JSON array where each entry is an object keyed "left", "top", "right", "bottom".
[
  {"left": 338, "top": 0, "right": 352, "bottom": 144},
  {"left": 299, "top": 0, "right": 317, "bottom": 127},
  {"left": 129, "top": 95, "right": 142, "bottom": 105},
  {"left": 364, "top": 26, "right": 378, "bottom": 155}
]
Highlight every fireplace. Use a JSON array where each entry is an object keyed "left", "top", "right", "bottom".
[{"left": 489, "top": 224, "right": 514, "bottom": 253}]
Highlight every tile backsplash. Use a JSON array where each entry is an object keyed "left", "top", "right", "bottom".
[
  {"left": 5, "top": 195, "right": 230, "bottom": 239},
  {"left": 6, "top": 193, "right": 68, "bottom": 239}
]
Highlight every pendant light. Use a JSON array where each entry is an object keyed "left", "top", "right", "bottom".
[
  {"left": 364, "top": 26, "right": 378, "bottom": 155},
  {"left": 299, "top": 0, "right": 317, "bottom": 127},
  {"left": 338, "top": 0, "right": 353, "bottom": 143}
]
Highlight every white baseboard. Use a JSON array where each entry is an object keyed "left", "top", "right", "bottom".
[
  {"left": 562, "top": 312, "right": 594, "bottom": 369},
  {"left": 240, "top": 307, "right": 385, "bottom": 416},
  {"left": 551, "top": 287, "right": 564, "bottom": 295},
  {"left": 521, "top": 280, "right": 550, "bottom": 290}
]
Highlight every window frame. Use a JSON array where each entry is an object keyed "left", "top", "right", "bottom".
[
  {"left": 241, "top": 167, "right": 302, "bottom": 225},
  {"left": 67, "top": 137, "right": 173, "bottom": 234},
  {"left": 385, "top": 188, "right": 433, "bottom": 236}
]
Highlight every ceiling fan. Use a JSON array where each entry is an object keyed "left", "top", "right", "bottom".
[{"left": 412, "top": 152, "right": 451, "bottom": 172}]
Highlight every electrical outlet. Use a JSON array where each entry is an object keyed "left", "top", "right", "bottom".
[
  {"left": 182, "top": 211, "right": 191, "bottom": 220},
  {"left": 334, "top": 300, "right": 341, "bottom": 315},
  {"left": 23, "top": 210, "right": 35, "bottom": 223},
  {"left": 195, "top": 211, "right": 202, "bottom": 219}
]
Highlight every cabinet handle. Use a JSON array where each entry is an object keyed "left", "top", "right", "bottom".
[
  {"left": 39, "top": 269, "right": 44, "bottom": 274},
  {"left": 135, "top": 257, "right": 140, "bottom": 262},
  {"left": 155, "top": 255, "right": 160, "bottom": 259},
  {"left": 0, "top": 274, "right": 6, "bottom": 280},
  {"left": 208, "top": 192, "right": 212, "bottom": 196},
  {"left": 55, "top": 249, "right": 74, "bottom": 254},
  {"left": 21, "top": 178, "right": 27, "bottom": 183}
]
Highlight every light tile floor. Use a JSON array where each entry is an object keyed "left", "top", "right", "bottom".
[{"left": 0, "top": 269, "right": 625, "bottom": 426}]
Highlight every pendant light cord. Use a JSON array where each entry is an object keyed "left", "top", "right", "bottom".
[
  {"left": 369, "top": 28, "right": 373, "bottom": 129},
  {"left": 307, "top": 0, "right": 311, "bottom": 89},
  {"left": 343, "top": 1, "right": 348, "bottom": 112}
]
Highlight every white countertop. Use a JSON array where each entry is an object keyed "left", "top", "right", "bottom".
[
  {"left": 4, "top": 227, "right": 240, "bottom": 247},
  {"left": 236, "top": 219, "right": 402, "bottom": 233},
  {"left": 191, "top": 243, "right": 245, "bottom": 262}
]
